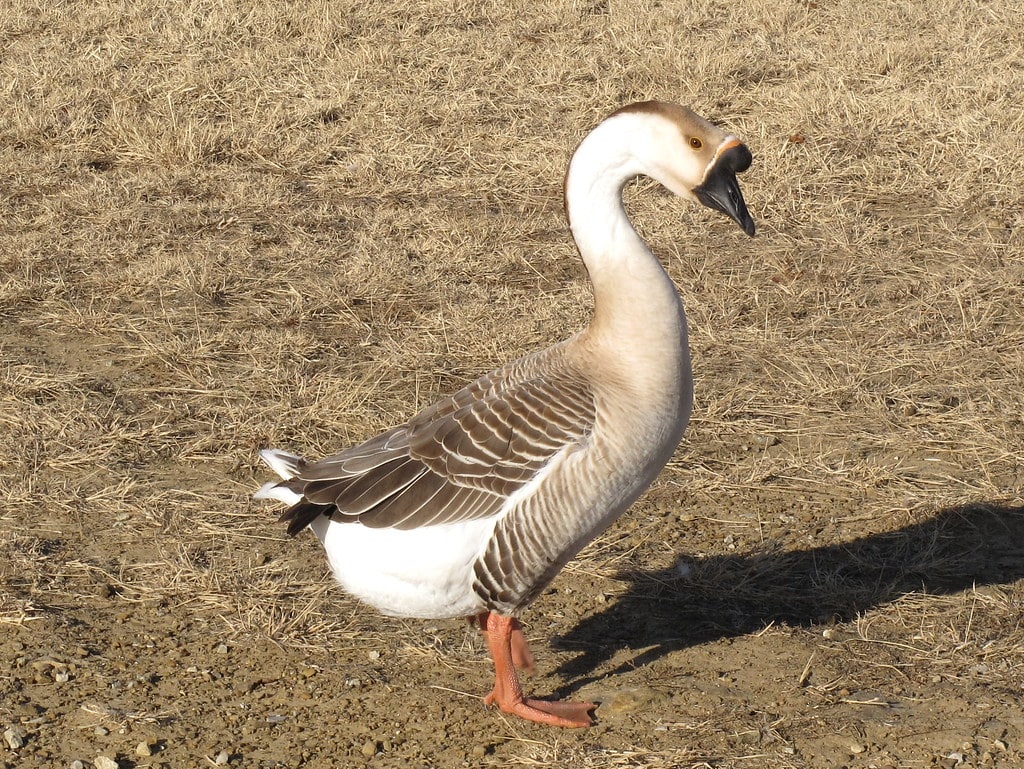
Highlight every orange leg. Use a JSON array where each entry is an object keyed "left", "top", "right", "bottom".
[
  {"left": 472, "top": 611, "right": 535, "bottom": 673},
  {"left": 477, "top": 611, "right": 595, "bottom": 728}
]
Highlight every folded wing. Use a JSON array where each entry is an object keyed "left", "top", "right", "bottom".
[{"left": 270, "top": 350, "right": 597, "bottom": 534}]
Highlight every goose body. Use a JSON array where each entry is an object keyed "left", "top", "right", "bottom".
[{"left": 256, "top": 101, "right": 755, "bottom": 727}]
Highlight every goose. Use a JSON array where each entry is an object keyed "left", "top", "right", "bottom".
[{"left": 255, "top": 101, "right": 755, "bottom": 728}]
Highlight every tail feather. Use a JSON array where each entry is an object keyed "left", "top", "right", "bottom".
[
  {"left": 255, "top": 448, "right": 334, "bottom": 536},
  {"left": 259, "top": 448, "right": 303, "bottom": 480},
  {"left": 253, "top": 480, "right": 304, "bottom": 506},
  {"left": 278, "top": 500, "right": 335, "bottom": 537}
]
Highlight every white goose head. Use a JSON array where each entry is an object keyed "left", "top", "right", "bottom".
[{"left": 566, "top": 101, "right": 755, "bottom": 239}]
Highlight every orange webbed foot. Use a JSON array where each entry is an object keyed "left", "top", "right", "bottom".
[
  {"left": 484, "top": 690, "right": 596, "bottom": 728},
  {"left": 478, "top": 611, "right": 596, "bottom": 728}
]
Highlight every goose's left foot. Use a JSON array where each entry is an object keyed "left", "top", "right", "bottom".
[{"left": 479, "top": 612, "right": 595, "bottom": 728}]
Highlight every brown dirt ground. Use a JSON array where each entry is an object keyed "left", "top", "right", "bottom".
[{"left": 2, "top": 1, "right": 1024, "bottom": 767}]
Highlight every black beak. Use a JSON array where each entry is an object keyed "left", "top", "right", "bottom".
[{"left": 693, "top": 142, "right": 755, "bottom": 236}]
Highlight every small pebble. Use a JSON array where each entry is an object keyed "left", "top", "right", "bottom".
[
  {"left": 135, "top": 741, "right": 152, "bottom": 757},
  {"left": 3, "top": 727, "right": 25, "bottom": 750},
  {"left": 367, "top": 650, "right": 380, "bottom": 661},
  {"left": 993, "top": 739, "right": 1008, "bottom": 751},
  {"left": 361, "top": 739, "right": 378, "bottom": 758},
  {"left": 849, "top": 742, "right": 866, "bottom": 754},
  {"left": 93, "top": 757, "right": 119, "bottom": 769},
  {"left": 94, "top": 726, "right": 109, "bottom": 736},
  {"left": 735, "top": 729, "right": 759, "bottom": 745},
  {"left": 214, "top": 750, "right": 229, "bottom": 765},
  {"left": 71, "top": 761, "right": 85, "bottom": 769}
]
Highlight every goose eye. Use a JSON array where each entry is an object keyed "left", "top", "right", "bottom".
[{"left": 689, "top": 137, "right": 703, "bottom": 149}]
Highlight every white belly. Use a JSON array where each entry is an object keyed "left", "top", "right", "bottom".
[{"left": 309, "top": 515, "right": 498, "bottom": 619}]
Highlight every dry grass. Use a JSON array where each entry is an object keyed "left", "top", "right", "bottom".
[{"left": 2, "top": 0, "right": 1023, "bottom": 766}]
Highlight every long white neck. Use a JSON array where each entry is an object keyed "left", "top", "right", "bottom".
[{"left": 564, "top": 115, "right": 691, "bottom": 407}]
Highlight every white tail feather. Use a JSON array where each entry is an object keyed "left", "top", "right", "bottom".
[
  {"left": 253, "top": 481, "right": 304, "bottom": 506},
  {"left": 258, "top": 448, "right": 303, "bottom": 480}
]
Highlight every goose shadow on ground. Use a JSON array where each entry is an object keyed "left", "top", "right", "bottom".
[{"left": 551, "top": 502, "right": 1024, "bottom": 690}]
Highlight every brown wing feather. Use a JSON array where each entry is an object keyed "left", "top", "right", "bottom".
[
  {"left": 294, "top": 427, "right": 409, "bottom": 479},
  {"left": 272, "top": 346, "right": 597, "bottom": 533},
  {"left": 309, "top": 457, "right": 428, "bottom": 513}
]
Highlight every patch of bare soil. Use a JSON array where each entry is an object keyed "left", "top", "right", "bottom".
[{"left": 2, "top": 1, "right": 1023, "bottom": 768}]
